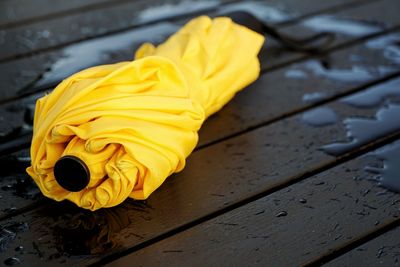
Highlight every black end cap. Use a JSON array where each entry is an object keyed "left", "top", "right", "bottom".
[{"left": 54, "top": 155, "right": 90, "bottom": 192}]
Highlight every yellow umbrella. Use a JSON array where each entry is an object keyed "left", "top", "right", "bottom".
[{"left": 27, "top": 15, "right": 265, "bottom": 210}]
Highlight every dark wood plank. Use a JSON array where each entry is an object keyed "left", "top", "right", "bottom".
[
  {"left": 0, "top": 71, "right": 399, "bottom": 265},
  {"left": 0, "top": 0, "right": 117, "bottom": 28},
  {"left": 0, "top": 0, "right": 395, "bottom": 104},
  {"left": 106, "top": 140, "right": 400, "bottom": 267},
  {"left": 325, "top": 226, "right": 400, "bottom": 267},
  {"left": 0, "top": 0, "right": 369, "bottom": 61}
]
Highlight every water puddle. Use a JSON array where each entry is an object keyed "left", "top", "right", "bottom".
[
  {"left": 31, "top": 23, "right": 178, "bottom": 89},
  {"left": 321, "top": 104, "right": 400, "bottom": 156},
  {"left": 341, "top": 77, "right": 400, "bottom": 108},
  {"left": 302, "top": 107, "right": 338, "bottom": 127},
  {"left": 300, "top": 60, "right": 375, "bottom": 83},
  {"left": 366, "top": 33, "right": 400, "bottom": 65},
  {"left": 287, "top": 58, "right": 392, "bottom": 106},
  {"left": 285, "top": 59, "right": 382, "bottom": 87},
  {"left": 218, "top": 1, "right": 291, "bottom": 23},
  {"left": 302, "top": 15, "right": 382, "bottom": 37},
  {"left": 285, "top": 69, "right": 308, "bottom": 79},
  {"left": 365, "top": 141, "right": 400, "bottom": 193},
  {"left": 137, "top": 0, "right": 219, "bottom": 22}
]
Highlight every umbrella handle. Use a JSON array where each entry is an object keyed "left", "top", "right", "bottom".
[
  {"left": 54, "top": 155, "right": 90, "bottom": 192},
  {"left": 225, "top": 11, "right": 335, "bottom": 53}
]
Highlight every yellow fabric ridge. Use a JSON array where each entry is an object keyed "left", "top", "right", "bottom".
[{"left": 27, "top": 16, "right": 265, "bottom": 210}]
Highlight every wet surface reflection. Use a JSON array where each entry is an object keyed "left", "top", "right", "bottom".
[
  {"left": 0, "top": 200, "right": 150, "bottom": 265},
  {"left": 367, "top": 33, "right": 400, "bottom": 65},
  {"left": 302, "top": 15, "right": 383, "bottom": 37},
  {"left": 341, "top": 77, "right": 400, "bottom": 108},
  {"left": 51, "top": 206, "right": 131, "bottom": 255},
  {"left": 41, "top": 200, "right": 148, "bottom": 257},
  {"left": 366, "top": 141, "right": 400, "bottom": 193},
  {"left": 0, "top": 222, "right": 29, "bottom": 253},
  {"left": 30, "top": 23, "right": 178, "bottom": 90}
]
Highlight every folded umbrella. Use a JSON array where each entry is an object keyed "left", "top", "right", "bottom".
[{"left": 27, "top": 15, "right": 265, "bottom": 210}]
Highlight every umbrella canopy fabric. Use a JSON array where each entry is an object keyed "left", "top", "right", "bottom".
[{"left": 27, "top": 16, "right": 264, "bottom": 210}]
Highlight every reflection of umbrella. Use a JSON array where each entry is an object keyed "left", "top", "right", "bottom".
[
  {"left": 50, "top": 202, "right": 134, "bottom": 255},
  {"left": 27, "top": 15, "right": 264, "bottom": 211}
]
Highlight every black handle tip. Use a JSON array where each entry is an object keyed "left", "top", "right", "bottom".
[{"left": 54, "top": 155, "right": 90, "bottom": 192}]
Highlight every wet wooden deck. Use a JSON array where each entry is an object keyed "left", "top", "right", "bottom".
[{"left": 0, "top": 0, "right": 400, "bottom": 266}]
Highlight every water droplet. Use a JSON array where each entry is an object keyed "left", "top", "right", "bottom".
[
  {"left": 302, "top": 107, "right": 338, "bottom": 127},
  {"left": 321, "top": 104, "right": 400, "bottom": 156},
  {"left": 299, "top": 198, "right": 307, "bottom": 204},
  {"left": 4, "top": 257, "right": 20, "bottom": 266},
  {"left": 341, "top": 77, "right": 400, "bottom": 108},
  {"left": 276, "top": 211, "right": 288, "bottom": 217},
  {"left": 38, "top": 30, "right": 50, "bottom": 39},
  {"left": 2, "top": 185, "right": 13, "bottom": 191},
  {"left": 285, "top": 69, "right": 308, "bottom": 79},
  {"left": 302, "top": 92, "right": 328, "bottom": 104}
]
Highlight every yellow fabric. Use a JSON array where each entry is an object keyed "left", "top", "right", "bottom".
[{"left": 27, "top": 16, "right": 264, "bottom": 210}]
